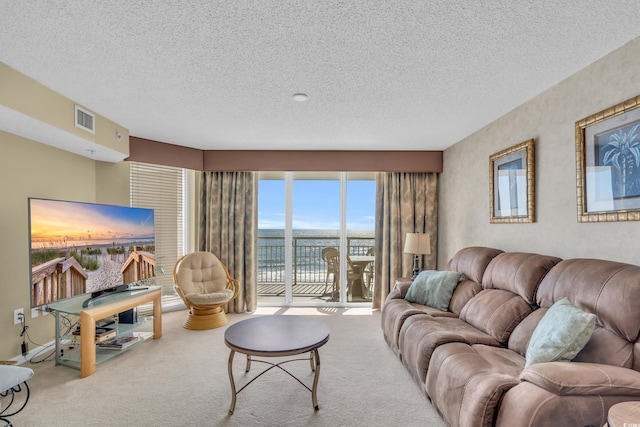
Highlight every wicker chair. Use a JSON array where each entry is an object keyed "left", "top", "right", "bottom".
[
  {"left": 363, "top": 246, "right": 375, "bottom": 295},
  {"left": 321, "top": 247, "right": 340, "bottom": 296},
  {"left": 346, "top": 256, "right": 366, "bottom": 300},
  {"left": 173, "top": 252, "right": 240, "bottom": 330}
]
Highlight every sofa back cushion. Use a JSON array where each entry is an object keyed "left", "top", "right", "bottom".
[
  {"left": 524, "top": 298, "right": 596, "bottom": 366},
  {"left": 536, "top": 258, "right": 640, "bottom": 370},
  {"left": 460, "top": 289, "right": 533, "bottom": 345},
  {"left": 446, "top": 246, "right": 503, "bottom": 284},
  {"left": 446, "top": 246, "right": 503, "bottom": 315},
  {"left": 458, "top": 252, "right": 561, "bottom": 345},
  {"left": 508, "top": 308, "right": 546, "bottom": 356},
  {"left": 481, "top": 252, "right": 562, "bottom": 305}
]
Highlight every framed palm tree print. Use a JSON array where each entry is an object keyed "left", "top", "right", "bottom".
[{"left": 576, "top": 95, "right": 640, "bottom": 222}]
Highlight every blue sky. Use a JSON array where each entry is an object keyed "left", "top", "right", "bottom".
[
  {"left": 30, "top": 198, "right": 154, "bottom": 247},
  {"left": 258, "top": 179, "right": 375, "bottom": 230}
]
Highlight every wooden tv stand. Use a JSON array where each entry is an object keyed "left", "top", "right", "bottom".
[{"left": 48, "top": 287, "right": 162, "bottom": 378}]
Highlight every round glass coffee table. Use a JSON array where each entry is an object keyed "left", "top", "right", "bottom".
[{"left": 224, "top": 315, "right": 330, "bottom": 415}]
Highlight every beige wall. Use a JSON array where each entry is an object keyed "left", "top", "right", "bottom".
[
  {"left": 0, "top": 61, "right": 129, "bottom": 162},
  {"left": 438, "top": 36, "right": 640, "bottom": 267},
  {"left": 0, "top": 131, "right": 129, "bottom": 361},
  {"left": 0, "top": 62, "right": 131, "bottom": 360}
]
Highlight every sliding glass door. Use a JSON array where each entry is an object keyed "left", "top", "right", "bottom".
[
  {"left": 258, "top": 172, "right": 374, "bottom": 304},
  {"left": 291, "top": 173, "right": 341, "bottom": 302},
  {"left": 345, "top": 173, "right": 376, "bottom": 302},
  {"left": 257, "top": 177, "right": 286, "bottom": 303}
]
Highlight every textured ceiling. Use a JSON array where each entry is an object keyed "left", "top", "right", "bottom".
[{"left": 1, "top": 1, "right": 640, "bottom": 152}]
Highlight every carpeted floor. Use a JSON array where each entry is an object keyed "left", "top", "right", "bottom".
[{"left": 9, "top": 307, "right": 446, "bottom": 426}]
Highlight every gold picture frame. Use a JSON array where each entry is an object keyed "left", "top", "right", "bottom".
[
  {"left": 489, "top": 139, "right": 535, "bottom": 223},
  {"left": 576, "top": 95, "right": 640, "bottom": 222}
]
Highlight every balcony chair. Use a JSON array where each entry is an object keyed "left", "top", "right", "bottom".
[
  {"left": 346, "top": 256, "right": 367, "bottom": 300},
  {"left": 321, "top": 247, "right": 340, "bottom": 297},
  {"left": 173, "top": 251, "right": 240, "bottom": 330},
  {"left": 363, "top": 246, "right": 375, "bottom": 296},
  {"left": 0, "top": 364, "right": 34, "bottom": 426}
]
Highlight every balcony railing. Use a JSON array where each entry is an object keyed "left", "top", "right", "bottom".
[{"left": 258, "top": 235, "right": 374, "bottom": 286}]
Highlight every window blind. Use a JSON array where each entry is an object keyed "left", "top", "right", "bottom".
[{"left": 130, "top": 162, "right": 186, "bottom": 294}]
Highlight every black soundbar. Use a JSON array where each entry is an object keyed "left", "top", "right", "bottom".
[{"left": 82, "top": 285, "right": 150, "bottom": 308}]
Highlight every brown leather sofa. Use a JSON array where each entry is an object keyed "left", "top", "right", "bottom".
[{"left": 381, "top": 247, "right": 640, "bottom": 427}]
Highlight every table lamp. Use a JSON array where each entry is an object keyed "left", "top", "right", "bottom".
[{"left": 403, "top": 233, "right": 431, "bottom": 280}]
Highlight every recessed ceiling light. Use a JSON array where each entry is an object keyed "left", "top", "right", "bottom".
[{"left": 293, "top": 93, "right": 308, "bottom": 102}]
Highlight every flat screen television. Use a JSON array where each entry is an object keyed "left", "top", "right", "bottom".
[{"left": 28, "top": 198, "right": 156, "bottom": 308}]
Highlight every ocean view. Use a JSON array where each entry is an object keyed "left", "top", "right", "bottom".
[{"left": 257, "top": 229, "right": 374, "bottom": 283}]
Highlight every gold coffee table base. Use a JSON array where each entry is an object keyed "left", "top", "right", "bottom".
[
  {"left": 227, "top": 348, "right": 321, "bottom": 414},
  {"left": 224, "top": 316, "right": 330, "bottom": 415}
]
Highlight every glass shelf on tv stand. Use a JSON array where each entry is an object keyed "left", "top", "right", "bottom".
[{"left": 47, "top": 286, "right": 162, "bottom": 377}]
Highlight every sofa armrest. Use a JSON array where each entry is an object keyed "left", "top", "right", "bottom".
[
  {"left": 520, "top": 362, "right": 640, "bottom": 396},
  {"left": 395, "top": 279, "right": 413, "bottom": 297},
  {"left": 385, "top": 279, "right": 413, "bottom": 301}
]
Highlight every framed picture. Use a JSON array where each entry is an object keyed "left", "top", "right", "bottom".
[
  {"left": 576, "top": 95, "right": 640, "bottom": 222},
  {"left": 489, "top": 139, "right": 535, "bottom": 223}
]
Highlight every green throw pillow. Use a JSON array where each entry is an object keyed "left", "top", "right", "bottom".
[
  {"left": 404, "top": 270, "right": 462, "bottom": 311},
  {"left": 525, "top": 297, "right": 596, "bottom": 367}
]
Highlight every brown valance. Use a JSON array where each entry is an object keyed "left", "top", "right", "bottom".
[{"left": 128, "top": 136, "right": 442, "bottom": 172}]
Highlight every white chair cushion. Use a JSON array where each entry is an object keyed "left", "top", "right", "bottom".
[
  {"left": 0, "top": 365, "right": 34, "bottom": 393},
  {"left": 176, "top": 252, "right": 229, "bottom": 294},
  {"left": 185, "top": 288, "right": 234, "bottom": 306}
]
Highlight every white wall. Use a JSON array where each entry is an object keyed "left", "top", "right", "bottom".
[{"left": 438, "top": 36, "right": 640, "bottom": 267}]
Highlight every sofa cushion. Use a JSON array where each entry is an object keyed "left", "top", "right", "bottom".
[
  {"left": 404, "top": 270, "right": 461, "bottom": 311},
  {"left": 536, "top": 259, "right": 640, "bottom": 343},
  {"left": 525, "top": 298, "right": 596, "bottom": 367},
  {"left": 482, "top": 252, "right": 561, "bottom": 305},
  {"left": 507, "top": 308, "right": 546, "bottom": 357},
  {"left": 460, "top": 289, "right": 534, "bottom": 345},
  {"left": 381, "top": 300, "right": 454, "bottom": 357},
  {"left": 535, "top": 258, "right": 640, "bottom": 372},
  {"left": 445, "top": 279, "right": 479, "bottom": 316},
  {"left": 445, "top": 246, "right": 503, "bottom": 284},
  {"left": 573, "top": 326, "right": 634, "bottom": 368},
  {"left": 426, "top": 343, "right": 524, "bottom": 427},
  {"left": 398, "top": 315, "right": 501, "bottom": 387}
]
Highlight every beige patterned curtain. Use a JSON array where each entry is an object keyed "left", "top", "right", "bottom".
[
  {"left": 199, "top": 171, "right": 257, "bottom": 313},
  {"left": 372, "top": 172, "right": 438, "bottom": 309}
]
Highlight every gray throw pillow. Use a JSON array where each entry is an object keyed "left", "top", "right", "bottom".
[
  {"left": 404, "top": 270, "right": 461, "bottom": 311},
  {"left": 525, "top": 297, "right": 596, "bottom": 367}
]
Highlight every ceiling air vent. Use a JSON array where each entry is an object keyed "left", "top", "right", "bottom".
[{"left": 75, "top": 105, "right": 95, "bottom": 134}]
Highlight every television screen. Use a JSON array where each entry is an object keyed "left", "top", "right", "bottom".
[{"left": 28, "top": 198, "right": 155, "bottom": 307}]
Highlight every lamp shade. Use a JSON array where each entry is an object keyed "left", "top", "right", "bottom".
[{"left": 403, "top": 233, "right": 431, "bottom": 255}]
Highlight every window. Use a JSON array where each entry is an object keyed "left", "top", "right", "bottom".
[
  {"left": 258, "top": 172, "right": 375, "bottom": 304},
  {"left": 130, "top": 162, "right": 188, "bottom": 295}
]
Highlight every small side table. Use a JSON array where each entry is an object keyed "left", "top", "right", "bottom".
[{"left": 605, "top": 401, "right": 640, "bottom": 427}]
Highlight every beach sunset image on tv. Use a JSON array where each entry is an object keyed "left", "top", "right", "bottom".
[{"left": 29, "top": 198, "right": 156, "bottom": 307}]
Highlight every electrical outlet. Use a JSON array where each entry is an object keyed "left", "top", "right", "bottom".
[
  {"left": 31, "top": 307, "right": 39, "bottom": 318},
  {"left": 13, "top": 308, "right": 24, "bottom": 325}
]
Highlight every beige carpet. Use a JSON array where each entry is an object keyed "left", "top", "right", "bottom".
[{"left": 10, "top": 307, "right": 446, "bottom": 427}]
